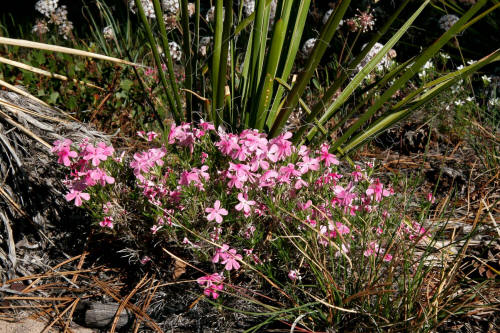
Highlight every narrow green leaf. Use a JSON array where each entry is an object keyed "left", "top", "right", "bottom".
[
  {"left": 212, "top": 0, "right": 224, "bottom": 124},
  {"left": 303, "top": 0, "right": 430, "bottom": 144},
  {"left": 270, "top": 0, "right": 351, "bottom": 137},
  {"left": 254, "top": 18, "right": 286, "bottom": 129},
  {"left": 134, "top": 0, "right": 180, "bottom": 125},
  {"left": 267, "top": 0, "right": 312, "bottom": 128},
  {"left": 151, "top": 0, "right": 183, "bottom": 119},
  {"left": 342, "top": 49, "right": 500, "bottom": 153},
  {"left": 328, "top": 0, "right": 488, "bottom": 150},
  {"left": 180, "top": 0, "right": 193, "bottom": 121}
]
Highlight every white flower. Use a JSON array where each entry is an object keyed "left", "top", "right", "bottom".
[
  {"left": 206, "top": 6, "right": 216, "bottom": 22},
  {"left": 489, "top": 98, "right": 499, "bottom": 106},
  {"left": 467, "top": 59, "right": 477, "bottom": 65},
  {"left": 323, "top": 8, "right": 334, "bottom": 25},
  {"left": 49, "top": 5, "right": 68, "bottom": 25},
  {"left": 457, "top": 65, "right": 464, "bottom": 70},
  {"left": 423, "top": 60, "right": 434, "bottom": 70},
  {"left": 440, "top": 52, "right": 451, "bottom": 60},
  {"left": 129, "top": 0, "right": 156, "bottom": 19},
  {"left": 465, "top": 96, "right": 474, "bottom": 102},
  {"left": 355, "top": 43, "right": 396, "bottom": 75},
  {"left": 454, "top": 100, "right": 464, "bottom": 106},
  {"left": 482, "top": 75, "right": 491, "bottom": 85},
  {"left": 58, "top": 20, "right": 73, "bottom": 39}
]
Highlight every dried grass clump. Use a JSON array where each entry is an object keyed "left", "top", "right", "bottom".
[{"left": 0, "top": 87, "right": 112, "bottom": 281}]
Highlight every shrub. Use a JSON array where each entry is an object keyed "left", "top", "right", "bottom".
[{"left": 51, "top": 123, "right": 481, "bottom": 331}]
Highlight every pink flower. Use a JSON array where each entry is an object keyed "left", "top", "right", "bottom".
[
  {"left": 351, "top": 165, "right": 364, "bottom": 182},
  {"left": 65, "top": 189, "right": 90, "bottom": 207},
  {"left": 199, "top": 120, "right": 215, "bottom": 132},
  {"left": 212, "top": 244, "right": 230, "bottom": 264},
  {"left": 221, "top": 248, "right": 242, "bottom": 271},
  {"left": 366, "top": 178, "right": 391, "bottom": 202},
  {"left": 197, "top": 273, "right": 224, "bottom": 299},
  {"left": 294, "top": 178, "right": 308, "bottom": 189},
  {"left": 297, "top": 155, "right": 320, "bottom": 174},
  {"left": 235, "top": 193, "right": 256, "bottom": 215},
  {"left": 318, "top": 143, "right": 339, "bottom": 167},
  {"left": 334, "top": 182, "right": 357, "bottom": 207},
  {"left": 298, "top": 200, "right": 312, "bottom": 211},
  {"left": 427, "top": 192, "right": 435, "bottom": 203},
  {"left": 150, "top": 225, "right": 161, "bottom": 234},
  {"left": 383, "top": 253, "right": 393, "bottom": 262},
  {"left": 146, "top": 131, "right": 159, "bottom": 141},
  {"left": 205, "top": 200, "right": 228, "bottom": 224},
  {"left": 84, "top": 168, "right": 114, "bottom": 186},
  {"left": 99, "top": 216, "right": 114, "bottom": 229},
  {"left": 52, "top": 139, "right": 77, "bottom": 166},
  {"left": 288, "top": 269, "right": 301, "bottom": 281},
  {"left": 103, "top": 201, "right": 112, "bottom": 214},
  {"left": 83, "top": 142, "right": 113, "bottom": 166},
  {"left": 267, "top": 132, "right": 293, "bottom": 162},
  {"left": 334, "top": 222, "right": 350, "bottom": 235},
  {"left": 244, "top": 225, "right": 256, "bottom": 238},
  {"left": 363, "top": 241, "right": 379, "bottom": 257},
  {"left": 201, "top": 152, "right": 208, "bottom": 163},
  {"left": 140, "top": 256, "right": 151, "bottom": 265}
]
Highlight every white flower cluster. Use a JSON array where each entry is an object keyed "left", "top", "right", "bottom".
[
  {"left": 129, "top": 0, "right": 156, "bottom": 19},
  {"left": 33, "top": 0, "right": 73, "bottom": 39},
  {"left": 243, "top": 0, "right": 255, "bottom": 17},
  {"left": 162, "top": 0, "right": 180, "bottom": 14},
  {"left": 35, "top": 0, "right": 59, "bottom": 18},
  {"left": 32, "top": 20, "right": 49, "bottom": 34},
  {"left": 51, "top": 6, "right": 68, "bottom": 25},
  {"left": 103, "top": 25, "right": 115, "bottom": 40},
  {"left": 199, "top": 37, "right": 213, "bottom": 57},
  {"left": 169, "top": 41, "right": 182, "bottom": 62},
  {"left": 418, "top": 60, "right": 434, "bottom": 80},
  {"left": 355, "top": 42, "right": 397, "bottom": 75},
  {"left": 301, "top": 38, "right": 317, "bottom": 57},
  {"left": 439, "top": 14, "right": 459, "bottom": 31},
  {"left": 129, "top": 0, "right": 185, "bottom": 19}
]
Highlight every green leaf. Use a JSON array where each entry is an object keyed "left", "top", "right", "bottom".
[
  {"left": 48, "top": 91, "right": 59, "bottom": 104},
  {"left": 120, "top": 79, "right": 134, "bottom": 92}
]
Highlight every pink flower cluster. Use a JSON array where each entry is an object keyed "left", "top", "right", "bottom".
[
  {"left": 52, "top": 138, "right": 116, "bottom": 207},
  {"left": 126, "top": 122, "right": 419, "bottom": 299}
]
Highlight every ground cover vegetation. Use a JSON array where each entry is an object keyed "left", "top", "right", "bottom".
[{"left": 0, "top": 0, "right": 499, "bottom": 331}]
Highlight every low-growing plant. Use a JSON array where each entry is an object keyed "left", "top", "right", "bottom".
[{"left": 51, "top": 122, "right": 493, "bottom": 331}]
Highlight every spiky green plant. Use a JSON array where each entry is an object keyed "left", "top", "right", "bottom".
[{"left": 131, "top": 0, "right": 499, "bottom": 156}]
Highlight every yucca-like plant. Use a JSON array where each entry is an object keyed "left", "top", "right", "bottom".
[
  {"left": 129, "top": 0, "right": 499, "bottom": 156},
  {"left": 0, "top": 1, "right": 498, "bottom": 155}
]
